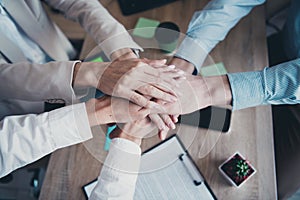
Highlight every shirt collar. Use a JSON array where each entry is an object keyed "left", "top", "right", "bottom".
[{"left": 0, "top": 2, "right": 5, "bottom": 15}]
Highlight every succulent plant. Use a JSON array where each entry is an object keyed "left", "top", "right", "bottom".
[{"left": 236, "top": 160, "right": 250, "bottom": 178}]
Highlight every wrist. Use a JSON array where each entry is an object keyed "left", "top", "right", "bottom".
[
  {"left": 170, "top": 57, "right": 195, "bottom": 74},
  {"left": 72, "top": 62, "right": 81, "bottom": 87},
  {"left": 72, "top": 62, "right": 109, "bottom": 89},
  {"left": 110, "top": 48, "right": 138, "bottom": 61},
  {"left": 110, "top": 128, "right": 142, "bottom": 146},
  {"left": 204, "top": 75, "right": 232, "bottom": 107},
  {"left": 85, "top": 96, "right": 112, "bottom": 127}
]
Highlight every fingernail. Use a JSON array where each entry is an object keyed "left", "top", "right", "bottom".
[
  {"left": 170, "top": 96, "right": 177, "bottom": 102},
  {"left": 161, "top": 59, "right": 167, "bottom": 63},
  {"left": 169, "top": 123, "right": 176, "bottom": 129},
  {"left": 168, "top": 65, "right": 176, "bottom": 69},
  {"left": 173, "top": 118, "right": 178, "bottom": 123}
]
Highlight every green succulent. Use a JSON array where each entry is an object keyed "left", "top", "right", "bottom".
[{"left": 236, "top": 160, "right": 249, "bottom": 177}]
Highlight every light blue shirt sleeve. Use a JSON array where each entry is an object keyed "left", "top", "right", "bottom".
[
  {"left": 175, "top": 0, "right": 265, "bottom": 71},
  {"left": 228, "top": 58, "right": 300, "bottom": 110}
]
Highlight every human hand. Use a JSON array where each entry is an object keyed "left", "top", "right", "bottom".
[
  {"left": 149, "top": 114, "right": 175, "bottom": 140},
  {"left": 85, "top": 95, "right": 151, "bottom": 127},
  {"left": 97, "top": 58, "right": 184, "bottom": 110},
  {"left": 146, "top": 56, "right": 194, "bottom": 134},
  {"left": 162, "top": 74, "right": 232, "bottom": 115},
  {"left": 112, "top": 54, "right": 179, "bottom": 140},
  {"left": 161, "top": 74, "right": 208, "bottom": 115},
  {"left": 109, "top": 117, "right": 156, "bottom": 145}
]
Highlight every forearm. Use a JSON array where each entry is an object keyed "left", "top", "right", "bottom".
[
  {"left": 89, "top": 117, "right": 155, "bottom": 199},
  {"left": 175, "top": 0, "right": 265, "bottom": 70},
  {"left": 85, "top": 96, "right": 116, "bottom": 127},
  {"left": 89, "top": 138, "right": 141, "bottom": 200},
  {"left": 0, "top": 103, "right": 92, "bottom": 178},
  {"left": 109, "top": 127, "right": 142, "bottom": 145},
  {"left": 0, "top": 61, "right": 78, "bottom": 104},
  {"left": 45, "top": 0, "right": 142, "bottom": 59},
  {"left": 72, "top": 61, "right": 109, "bottom": 89},
  {"left": 228, "top": 58, "right": 300, "bottom": 110}
]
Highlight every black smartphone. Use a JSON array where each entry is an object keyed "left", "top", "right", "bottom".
[{"left": 178, "top": 106, "right": 232, "bottom": 133}]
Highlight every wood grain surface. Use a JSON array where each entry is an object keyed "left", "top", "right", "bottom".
[{"left": 40, "top": 1, "right": 276, "bottom": 199}]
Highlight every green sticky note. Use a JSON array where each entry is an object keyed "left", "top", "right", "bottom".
[
  {"left": 90, "top": 56, "right": 103, "bottom": 62},
  {"left": 133, "top": 17, "right": 160, "bottom": 38},
  {"left": 200, "top": 62, "right": 227, "bottom": 77}
]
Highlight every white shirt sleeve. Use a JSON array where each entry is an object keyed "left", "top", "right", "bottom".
[
  {"left": 0, "top": 103, "right": 92, "bottom": 178},
  {"left": 89, "top": 138, "right": 141, "bottom": 200},
  {"left": 175, "top": 0, "right": 265, "bottom": 71}
]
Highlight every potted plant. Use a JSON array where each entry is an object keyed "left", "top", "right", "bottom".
[{"left": 219, "top": 152, "right": 256, "bottom": 188}]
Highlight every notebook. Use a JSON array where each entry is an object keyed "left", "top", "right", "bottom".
[{"left": 82, "top": 134, "right": 217, "bottom": 200}]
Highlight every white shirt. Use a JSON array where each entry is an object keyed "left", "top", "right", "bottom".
[
  {"left": 0, "top": 0, "right": 143, "bottom": 198},
  {"left": 0, "top": 104, "right": 141, "bottom": 199},
  {"left": 0, "top": 103, "right": 92, "bottom": 177},
  {"left": 90, "top": 138, "right": 141, "bottom": 200},
  {"left": 0, "top": 59, "right": 140, "bottom": 199}
]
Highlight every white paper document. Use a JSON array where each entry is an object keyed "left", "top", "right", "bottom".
[
  {"left": 133, "top": 135, "right": 215, "bottom": 200},
  {"left": 83, "top": 135, "right": 216, "bottom": 200}
]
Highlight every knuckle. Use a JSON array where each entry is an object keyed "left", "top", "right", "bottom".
[
  {"left": 153, "top": 118, "right": 164, "bottom": 130},
  {"left": 155, "top": 77, "right": 162, "bottom": 84},
  {"left": 122, "top": 74, "right": 131, "bottom": 83},
  {"left": 161, "top": 93, "right": 168, "bottom": 100},
  {"left": 156, "top": 121, "right": 164, "bottom": 129},
  {"left": 155, "top": 67, "right": 164, "bottom": 73},
  {"left": 143, "top": 85, "right": 155, "bottom": 94},
  {"left": 136, "top": 61, "right": 145, "bottom": 67},
  {"left": 125, "top": 69, "right": 135, "bottom": 77},
  {"left": 137, "top": 111, "right": 147, "bottom": 118},
  {"left": 162, "top": 115, "right": 172, "bottom": 123},
  {"left": 114, "top": 83, "right": 123, "bottom": 95},
  {"left": 132, "top": 94, "right": 145, "bottom": 105}
]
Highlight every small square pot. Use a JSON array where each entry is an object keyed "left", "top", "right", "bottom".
[{"left": 219, "top": 152, "right": 256, "bottom": 188}]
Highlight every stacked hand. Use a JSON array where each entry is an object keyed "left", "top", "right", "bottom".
[
  {"left": 98, "top": 59, "right": 184, "bottom": 110},
  {"left": 109, "top": 117, "right": 156, "bottom": 145},
  {"left": 79, "top": 50, "right": 231, "bottom": 143},
  {"left": 74, "top": 57, "right": 184, "bottom": 111}
]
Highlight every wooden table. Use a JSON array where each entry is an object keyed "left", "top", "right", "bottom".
[{"left": 40, "top": 0, "right": 277, "bottom": 199}]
